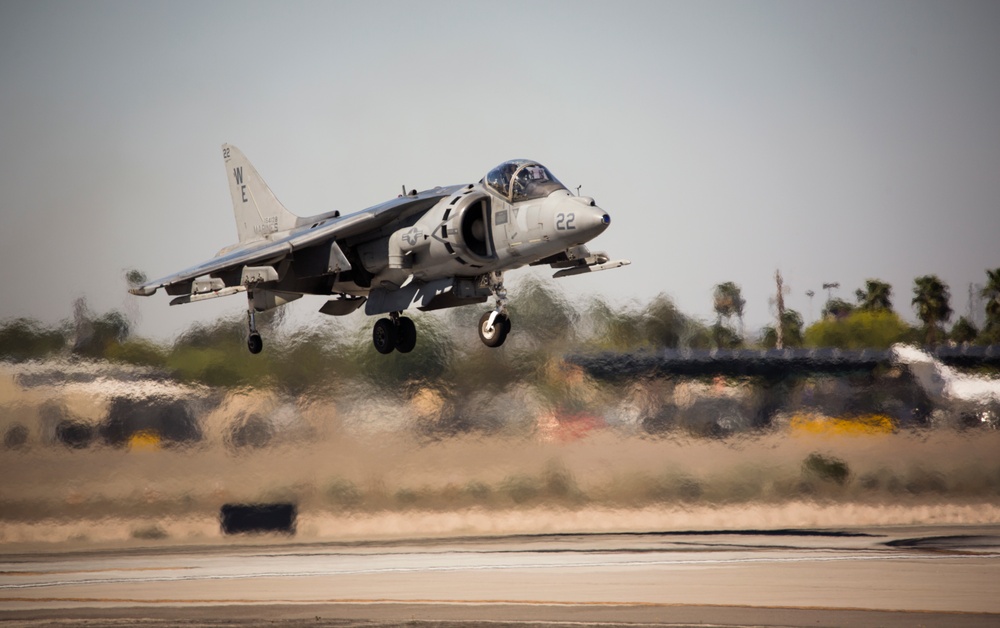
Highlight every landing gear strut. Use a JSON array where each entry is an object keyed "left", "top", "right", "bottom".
[
  {"left": 478, "top": 271, "right": 511, "bottom": 348},
  {"left": 372, "top": 312, "right": 417, "bottom": 354}
]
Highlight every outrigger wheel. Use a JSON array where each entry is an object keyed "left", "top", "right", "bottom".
[
  {"left": 246, "top": 305, "right": 263, "bottom": 354},
  {"left": 478, "top": 311, "right": 511, "bottom": 348},
  {"left": 247, "top": 332, "right": 263, "bottom": 354}
]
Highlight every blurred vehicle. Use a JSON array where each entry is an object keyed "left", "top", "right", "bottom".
[
  {"left": 892, "top": 344, "right": 1000, "bottom": 428},
  {"left": 1, "top": 360, "right": 217, "bottom": 449},
  {"left": 788, "top": 413, "right": 895, "bottom": 437}
]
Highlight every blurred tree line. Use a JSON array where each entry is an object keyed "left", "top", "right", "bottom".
[{"left": 1, "top": 268, "right": 998, "bottom": 391}]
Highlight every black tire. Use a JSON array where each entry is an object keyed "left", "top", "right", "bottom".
[
  {"left": 478, "top": 311, "right": 510, "bottom": 348},
  {"left": 248, "top": 333, "right": 263, "bottom": 354},
  {"left": 373, "top": 318, "right": 397, "bottom": 354},
  {"left": 396, "top": 317, "right": 417, "bottom": 353}
]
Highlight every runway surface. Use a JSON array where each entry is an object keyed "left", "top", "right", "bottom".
[{"left": 2, "top": 525, "right": 999, "bottom": 627}]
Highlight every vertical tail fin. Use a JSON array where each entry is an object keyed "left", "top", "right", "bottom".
[{"left": 222, "top": 144, "right": 299, "bottom": 243}]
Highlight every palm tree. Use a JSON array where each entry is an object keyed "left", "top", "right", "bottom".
[
  {"left": 981, "top": 268, "right": 1000, "bottom": 327},
  {"left": 977, "top": 268, "right": 1000, "bottom": 344},
  {"left": 855, "top": 279, "right": 893, "bottom": 312},
  {"left": 713, "top": 282, "right": 745, "bottom": 338},
  {"left": 912, "top": 275, "right": 952, "bottom": 345}
]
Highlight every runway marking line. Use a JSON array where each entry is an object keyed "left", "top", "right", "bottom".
[
  {"left": 3, "top": 550, "right": 998, "bottom": 592},
  {"left": 0, "top": 551, "right": 1000, "bottom": 591},
  {"left": 1, "top": 596, "right": 998, "bottom": 617},
  {"left": 0, "top": 567, "right": 193, "bottom": 576}
]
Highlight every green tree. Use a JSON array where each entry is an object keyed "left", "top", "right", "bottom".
[
  {"left": 586, "top": 298, "right": 647, "bottom": 350},
  {"left": 761, "top": 309, "right": 804, "bottom": 348},
  {"left": 855, "top": 279, "right": 893, "bottom": 312},
  {"left": 587, "top": 294, "right": 707, "bottom": 350},
  {"left": 0, "top": 318, "right": 66, "bottom": 361},
  {"left": 912, "top": 275, "right": 952, "bottom": 345},
  {"left": 71, "top": 298, "right": 132, "bottom": 359},
  {"left": 980, "top": 268, "right": 1000, "bottom": 344},
  {"left": 804, "top": 310, "right": 913, "bottom": 349},
  {"left": 643, "top": 294, "right": 690, "bottom": 348},
  {"left": 822, "top": 297, "right": 855, "bottom": 320},
  {"left": 950, "top": 317, "right": 978, "bottom": 345},
  {"left": 712, "top": 322, "right": 742, "bottom": 349}
]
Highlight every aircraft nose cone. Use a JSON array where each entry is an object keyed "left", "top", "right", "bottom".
[
  {"left": 580, "top": 204, "right": 611, "bottom": 234},
  {"left": 564, "top": 197, "right": 609, "bottom": 229}
]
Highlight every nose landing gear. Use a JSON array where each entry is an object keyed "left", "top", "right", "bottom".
[{"left": 477, "top": 271, "right": 511, "bottom": 348}]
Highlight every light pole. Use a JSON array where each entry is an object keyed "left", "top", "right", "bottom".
[{"left": 822, "top": 282, "right": 840, "bottom": 302}]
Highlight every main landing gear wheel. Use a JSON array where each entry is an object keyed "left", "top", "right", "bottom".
[
  {"left": 372, "top": 316, "right": 417, "bottom": 354},
  {"left": 396, "top": 317, "right": 417, "bottom": 353},
  {"left": 372, "top": 318, "right": 397, "bottom": 354},
  {"left": 247, "top": 332, "right": 263, "bottom": 354},
  {"left": 478, "top": 311, "right": 511, "bottom": 348}
]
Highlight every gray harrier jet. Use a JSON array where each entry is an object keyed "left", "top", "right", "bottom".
[{"left": 130, "top": 145, "right": 629, "bottom": 354}]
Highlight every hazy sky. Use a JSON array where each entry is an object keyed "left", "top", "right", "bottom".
[{"left": 2, "top": 0, "right": 998, "bottom": 341}]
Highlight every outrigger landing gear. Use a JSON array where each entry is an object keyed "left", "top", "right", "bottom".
[
  {"left": 372, "top": 312, "right": 417, "bottom": 354},
  {"left": 478, "top": 271, "right": 511, "bottom": 348},
  {"left": 246, "top": 305, "right": 263, "bottom": 354}
]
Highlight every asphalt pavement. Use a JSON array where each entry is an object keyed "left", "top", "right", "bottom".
[{"left": 2, "top": 525, "right": 998, "bottom": 627}]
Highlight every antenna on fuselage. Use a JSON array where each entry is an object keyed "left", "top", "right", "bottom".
[{"left": 576, "top": 185, "right": 582, "bottom": 196}]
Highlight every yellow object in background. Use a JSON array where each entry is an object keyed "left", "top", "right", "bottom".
[
  {"left": 789, "top": 413, "right": 895, "bottom": 436},
  {"left": 128, "top": 430, "right": 162, "bottom": 451}
]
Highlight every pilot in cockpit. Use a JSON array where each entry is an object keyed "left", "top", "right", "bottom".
[{"left": 486, "top": 160, "right": 566, "bottom": 203}]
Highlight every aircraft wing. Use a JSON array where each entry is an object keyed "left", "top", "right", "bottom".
[{"left": 130, "top": 188, "right": 459, "bottom": 298}]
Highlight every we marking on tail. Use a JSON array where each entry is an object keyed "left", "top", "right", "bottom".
[
  {"left": 222, "top": 143, "right": 299, "bottom": 243},
  {"left": 233, "top": 167, "right": 248, "bottom": 203}
]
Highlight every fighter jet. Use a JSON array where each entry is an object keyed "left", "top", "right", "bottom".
[{"left": 130, "top": 145, "right": 629, "bottom": 354}]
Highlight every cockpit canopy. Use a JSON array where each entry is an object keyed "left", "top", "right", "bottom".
[{"left": 485, "top": 160, "right": 567, "bottom": 203}]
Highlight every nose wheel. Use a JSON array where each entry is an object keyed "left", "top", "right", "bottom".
[
  {"left": 478, "top": 311, "right": 511, "bottom": 347},
  {"left": 477, "top": 271, "right": 511, "bottom": 348},
  {"left": 373, "top": 313, "right": 417, "bottom": 354}
]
